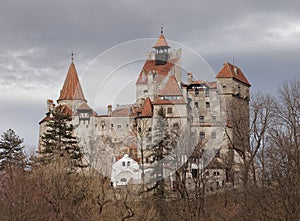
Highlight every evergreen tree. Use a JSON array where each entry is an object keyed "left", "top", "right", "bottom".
[
  {"left": 0, "top": 129, "right": 25, "bottom": 170},
  {"left": 150, "top": 106, "right": 178, "bottom": 197},
  {"left": 39, "top": 106, "right": 85, "bottom": 171}
]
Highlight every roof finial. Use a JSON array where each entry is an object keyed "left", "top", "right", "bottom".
[
  {"left": 71, "top": 51, "right": 74, "bottom": 62},
  {"left": 161, "top": 24, "right": 164, "bottom": 34}
]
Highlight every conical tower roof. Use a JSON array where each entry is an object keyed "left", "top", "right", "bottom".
[
  {"left": 153, "top": 34, "right": 170, "bottom": 48},
  {"left": 57, "top": 61, "right": 86, "bottom": 102},
  {"left": 153, "top": 28, "right": 170, "bottom": 48}
]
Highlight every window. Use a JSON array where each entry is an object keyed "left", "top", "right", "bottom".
[
  {"left": 143, "top": 90, "right": 148, "bottom": 93},
  {"left": 167, "top": 107, "right": 173, "bottom": 114},
  {"left": 211, "top": 132, "right": 216, "bottom": 139},
  {"left": 194, "top": 102, "right": 198, "bottom": 108},
  {"left": 117, "top": 125, "right": 122, "bottom": 128},
  {"left": 191, "top": 169, "right": 198, "bottom": 178},
  {"left": 206, "top": 102, "right": 210, "bottom": 108},
  {"left": 195, "top": 88, "right": 199, "bottom": 95},
  {"left": 199, "top": 116, "right": 204, "bottom": 123},
  {"left": 200, "top": 132, "right": 205, "bottom": 139},
  {"left": 120, "top": 178, "right": 127, "bottom": 182},
  {"left": 212, "top": 116, "right": 217, "bottom": 123},
  {"left": 122, "top": 162, "right": 125, "bottom": 166},
  {"left": 127, "top": 161, "right": 130, "bottom": 166},
  {"left": 190, "top": 116, "right": 193, "bottom": 123},
  {"left": 205, "top": 89, "right": 209, "bottom": 97},
  {"left": 148, "top": 127, "right": 152, "bottom": 132},
  {"left": 86, "top": 125, "right": 89, "bottom": 129},
  {"left": 173, "top": 123, "right": 179, "bottom": 128},
  {"left": 214, "top": 171, "right": 220, "bottom": 176},
  {"left": 111, "top": 124, "right": 114, "bottom": 128},
  {"left": 95, "top": 124, "right": 97, "bottom": 128}
]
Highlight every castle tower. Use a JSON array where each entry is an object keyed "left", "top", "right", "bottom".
[
  {"left": 136, "top": 28, "right": 182, "bottom": 105},
  {"left": 216, "top": 62, "right": 251, "bottom": 184},
  {"left": 153, "top": 27, "right": 170, "bottom": 65},
  {"left": 57, "top": 57, "right": 87, "bottom": 110}
]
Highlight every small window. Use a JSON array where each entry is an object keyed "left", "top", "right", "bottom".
[
  {"left": 111, "top": 124, "right": 114, "bottom": 128},
  {"left": 212, "top": 116, "right": 217, "bottom": 123},
  {"left": 200, "top": 132, "right": 205, "bottom": 139},
  {"left": 206, "top": 102, "right": 210, "bottom": 108},
  {"left": 190, "top": 116, "right": 193, "bottom": 123},
  {"left": 195, "top": 89, "right": 199, "bottom": 95},
  {"left": 205, "top": 89, "right": 209, "bottom": 97},
  {"left": 148, "top": 127, "right": 152, "bottom": 132},
  {"left": 167, "top": 107, "right": 173, "bottom": 114},
  {"left": 173, "top": 123, "right": 179, "bottom": 128},
  {"left": 120, "top": 178, "right": 127, "bottom": 182},
  {"left": 86, "top": 125, "right": 88, "bottom": 128},
  {"left": 143, "top": 90, "right": 148, "bottom": 93},
  {"left": 95, "top": 124, "right": 98, "bottom": 128},
  {"left": 194, "top": 102, "right": 199, "bottom": 108},
  {"left": 211, "top": 132, "right": 216, "bottom": 139},
  {"left": 122, "top": 162, "right": 125, "bottom": 166},
  {"left": 199, "top": 116, "right": 204, "bottom": 123},
  {"left": 206, "top": 171, "right": 210, "bottom": 176},
  {"left": 127, "top": 161, "right": 130, "bottom": 166},
  {"left": 117, "top": 125, "right": 122, "bottom": 128}
]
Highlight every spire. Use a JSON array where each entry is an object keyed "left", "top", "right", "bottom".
[
  {"left": 57, "top": 58, "right": 86, "bottom": 102},
  {"left": 153, "top": 26, "right": 170, "bottom": 49}
]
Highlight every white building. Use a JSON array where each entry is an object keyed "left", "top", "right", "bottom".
[{"left": 111, "top": 154, "right": 142, "bottom": 187}]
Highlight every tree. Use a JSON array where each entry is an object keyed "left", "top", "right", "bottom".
[
  {"left": 148, "top": 106, "right": 178, "bottom": 197},
  {"left": 39, "top": 105, "right": 85, "bottom": 171},
  {"left": 0, "top": 129, "right": 25, "bottom": 170}
]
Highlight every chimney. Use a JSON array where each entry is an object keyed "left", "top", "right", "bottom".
[
  {"left": 47, "top": 99, "right": 55, "bottom": 112},
  {"left": 234, "top": 66, "right": 238, "bottom": 75},
  {"left": 187, "top": 73, "right": 193, "bottom": 85},
  {"left": 107, "top": 105, "right": 112, "bottom": 116}
]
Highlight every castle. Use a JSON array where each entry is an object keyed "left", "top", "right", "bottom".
[{"left": 39, "top": 30, "right": 251, "bottom": 189}]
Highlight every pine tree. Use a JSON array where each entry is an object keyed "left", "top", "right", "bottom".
[
  {"left": 39, "top": 106, "right": 85, "bottom": 171},
  {"left": 150, "top": 106, "right": 178, "bottom": 197},
  {"left": 0, "top": 129, "right": 25, "bottom": 170}
]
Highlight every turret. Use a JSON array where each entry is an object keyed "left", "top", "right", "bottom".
[{"left": 153, "top": 27, "right": 170, "bottom": 65}]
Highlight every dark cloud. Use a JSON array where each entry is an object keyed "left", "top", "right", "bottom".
[{"left": 0, "top": 0, "right": 299, "bottom": 146}]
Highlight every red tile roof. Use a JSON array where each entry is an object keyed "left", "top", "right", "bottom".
[
  {"left": 153, "top": 98, "right": 186, "bottom": 105},
  {"left": 77, "top": 103, "right": 97, "bottom": 116},
  {"left": 57, "top": 61, "right": 87, "bottom": 102},
  {"left": 56, "top": 104, "right": 73, "bottom": 116},
  {"left": 153, "top": 34, "right": 170, "bottom": 48},
  {"left": 112, "top": 107, "right": 130, "bottom": 117},
  {"left": 159, "top": 75, "right": 182, "bottom": 96},
  {"left": 136, "top": 58, "right": 179, "bottom": 84},
  {"left": 39, "top": 104, "right": 73, "bottom": 124},
  {"left": 216, "top": 62, "right": 251, "bottom": 86},
  {"left": 140, "top": 97, "right": 153, "bottom": 117}
]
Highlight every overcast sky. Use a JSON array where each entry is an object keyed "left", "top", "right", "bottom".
[{"left": 0, "top": 0, "right": 300, "bottom": 150}]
